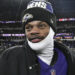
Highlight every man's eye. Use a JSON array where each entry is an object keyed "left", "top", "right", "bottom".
[
  {"left": 38, "top": 24, "right": 46, "bottom": 28},
  {"left": 25, "top": 26, "right": 32, "bottom": 31}
]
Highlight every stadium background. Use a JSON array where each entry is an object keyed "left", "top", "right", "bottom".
[{"left": 0, "top": 0, "right": 75, "bottom": 54}]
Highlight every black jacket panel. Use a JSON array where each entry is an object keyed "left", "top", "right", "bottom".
[
  {"left": 0, "top": 41, "right": 75, "bottom": 75},
  {"left": 0, "top": 45, "right": 40, "bottom": 75},
  {"left": 54, "top": 41, "right": 75, "bottom": 75}
]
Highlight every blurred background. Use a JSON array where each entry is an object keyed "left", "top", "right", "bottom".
[{"left": 0, "top": 0, "right": 75, "bottom": 53}]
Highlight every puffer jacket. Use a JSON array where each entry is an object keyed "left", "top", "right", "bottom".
[{"left": 0, "top": 41, "right": 75, "bottom": 75}]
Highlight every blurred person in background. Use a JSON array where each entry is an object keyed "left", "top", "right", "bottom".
[{"left": 0, "top": 0, "right": 75, "bottom": 75}]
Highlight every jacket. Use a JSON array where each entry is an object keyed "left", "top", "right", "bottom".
[{"left": 0, "top": 41, "right": 75, "bottom": 75}]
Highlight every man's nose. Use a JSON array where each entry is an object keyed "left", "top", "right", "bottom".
[{"left": 30, "top": 27, "right": 40, "bottom": 35}]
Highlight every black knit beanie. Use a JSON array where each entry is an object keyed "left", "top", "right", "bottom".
[{"left": 22, "top": 0, "right": 56, "bottom": 32}]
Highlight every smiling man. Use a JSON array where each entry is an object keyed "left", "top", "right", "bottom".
[
  {"left": 25, "top": 21, "right": 50, "bottom": 43},
  {"left": 0, "top": 0, "right": 75, "bottom": 75},
  {"left": 25, "top": 21, "right": 51, "bottom": 49}
]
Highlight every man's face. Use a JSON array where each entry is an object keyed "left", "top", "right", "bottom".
[{"left": 25, "top": 21, "right": 50, "bottom": 43}]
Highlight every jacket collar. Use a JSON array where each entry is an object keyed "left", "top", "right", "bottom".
[{"left": 54, "top": 41, "right": 73, "bottom": 75}]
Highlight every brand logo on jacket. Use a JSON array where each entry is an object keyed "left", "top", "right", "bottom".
[{"left": 50, "top": 69, "right": 56, "bottom": 75}]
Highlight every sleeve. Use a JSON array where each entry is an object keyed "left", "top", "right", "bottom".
[
  {"left": 0, "top": 46, "right": 28, "bottom": 75},
  {"left": 0, "top": 47, "right": 19, "bottom": 75}
]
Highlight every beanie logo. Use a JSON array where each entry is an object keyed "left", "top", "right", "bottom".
[
  {"left": 27, "top": 1, "right": 47, "bottom": 9},
  {"left": 22, "top": 13, "right": 33, "bottom": 23},
  {"left": 50, "top": 19, "right": 54, "bottom": 24}
]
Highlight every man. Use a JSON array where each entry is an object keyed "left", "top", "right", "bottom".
[{"left": 0, "top": 0, "right": 75, "bottom": 75}]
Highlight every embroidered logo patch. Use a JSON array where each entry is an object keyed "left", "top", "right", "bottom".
[
  {"left": 27, "top": 1, "right": 47, "bottom": 9},
  {"left": 50, "top": 69, "right": 56, "bottom": 75},
  {"left": 22, "top": 13, "right": 33, "bottom": 23},
  {"left": 50, "top": 19, "right": 54, "bottom": 24}
]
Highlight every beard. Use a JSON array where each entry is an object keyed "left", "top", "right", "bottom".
[{"left": 27, "top": 27, "right": 55, "bottom": 51}]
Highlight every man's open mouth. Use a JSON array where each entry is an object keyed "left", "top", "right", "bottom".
[{"left": 29, "top": 37, "right": 44, "bottom": 43}]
